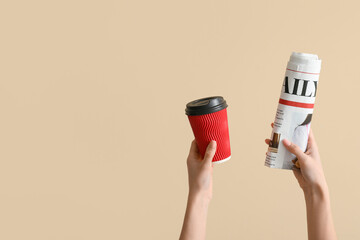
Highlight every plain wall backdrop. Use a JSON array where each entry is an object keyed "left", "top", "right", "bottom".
[{"left": 0, "top": 0, "right": 359, "bottom": 239}]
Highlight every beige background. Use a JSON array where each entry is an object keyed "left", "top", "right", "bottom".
[{"left": 0, "top": 0, "right": 359, "bottom": 239}]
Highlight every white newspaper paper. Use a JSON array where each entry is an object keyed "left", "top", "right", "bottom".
[{"left": 265, "top": 52, "right": 322, "bottom": 169}]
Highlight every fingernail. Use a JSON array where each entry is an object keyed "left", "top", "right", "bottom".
[
  {"left": 282, "top": 139, "right": 291, "bottom": 147},
  {"left": 210, "top": 140, "right": 217, "bottom": 147}
]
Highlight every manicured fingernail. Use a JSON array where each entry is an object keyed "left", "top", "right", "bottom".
[{"left": 282, "top": 139, "right": 291, "bottom": 147}]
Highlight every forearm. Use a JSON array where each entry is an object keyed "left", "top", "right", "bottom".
[
  {"left": 304, "top": 184, "right": 337, "bottom": 240},
  {"left": 179, "top": 192, "right": 210, "bottom": 240}
]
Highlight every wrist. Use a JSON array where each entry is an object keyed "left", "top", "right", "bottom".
[
  {"left": 188, "top": 190, "right": 212, "bottom": 205},
  {"left": 303, "top": 181, "right": 329, "bottom": 202}
]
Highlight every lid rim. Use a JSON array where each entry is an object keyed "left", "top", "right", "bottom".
[{"left": 185, "top": 96, "right": 228, "bottom": 116}]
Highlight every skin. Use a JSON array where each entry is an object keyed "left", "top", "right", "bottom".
[
  {"left": 180, "top": 126, "right": 337, "bottom": 240},
  {"left": 179, "top": 140, "right": 216, "bottom": 240},
  {"left": 265, "top": 123, "right": 337, "bottom": 240}
]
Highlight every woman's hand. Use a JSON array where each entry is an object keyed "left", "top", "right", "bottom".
[
  {"left": 282, "top": 130, "right": 328, "bottom": 196},
  {"left": 187, "top": 140, "right": 216, "bottom": 200},
  {"left": 180, "top": 140, "right": 217, "bottom": 240},
  {"left": 265, "top": 124, "right": 327, "bottom": 195},
  {"left": 265, "top": 125, "right": 337, "bottom": 240}
]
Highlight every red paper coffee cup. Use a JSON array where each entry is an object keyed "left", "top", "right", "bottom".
[{"left": 185, "top": 96, "right": 231, "bottom": 164}]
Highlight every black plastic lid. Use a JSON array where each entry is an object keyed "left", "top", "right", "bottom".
[{"left": 185, "top": 96, "right": 228, "bottom": 116}]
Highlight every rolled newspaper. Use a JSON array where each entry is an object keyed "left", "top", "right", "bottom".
[{"left": 265, "top": 52, "right": 322, "bottom": 169}]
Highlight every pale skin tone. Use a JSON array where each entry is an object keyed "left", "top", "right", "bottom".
[
  {"left": 179, "top": 140, "right": 216, "bottom": 240},
  {"left": 265, "top": 123, "right": 337, "bottom": 240},
  {"left": 180, "top": 127, "right": 337, "bottom": 240}
]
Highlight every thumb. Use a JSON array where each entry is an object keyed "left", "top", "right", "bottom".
[
  {"left": 282, "top": 139, "right": 307, "bottom": 161},
  {"left": 203, "top": 140, "right": 217, "bottom": 166}
]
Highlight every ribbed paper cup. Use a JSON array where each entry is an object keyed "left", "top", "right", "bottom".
[{"left": 185, "top": 96, "right": 231, "bottom": 164}]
